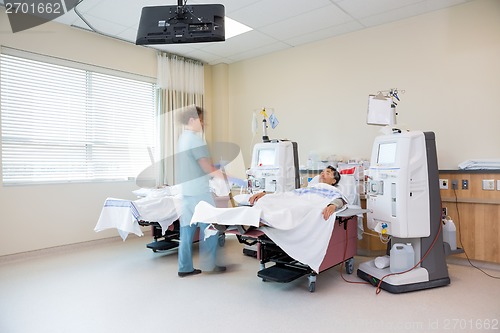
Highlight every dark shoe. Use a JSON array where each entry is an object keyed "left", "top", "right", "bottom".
[{"left": 178, "top": 269, "right": 202, "bottom": 277}]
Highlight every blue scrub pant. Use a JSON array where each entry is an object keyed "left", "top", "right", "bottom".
[{"left": 178, "top": 193, "right": 219, "bottom": 273}]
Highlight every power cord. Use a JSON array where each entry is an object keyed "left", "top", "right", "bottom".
[
  {"left": 452, "top": 189, "right": 500, "bottom": 279},
  {"left": 339, "top": 219, "right": 370, "bottom": 285},
  {"left": 373, "top": 216, "right": 444, "bottom": 294}
]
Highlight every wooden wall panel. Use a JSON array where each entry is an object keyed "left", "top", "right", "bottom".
[{"left": 440, "top": 172, "right": 500, "bottom": 264}]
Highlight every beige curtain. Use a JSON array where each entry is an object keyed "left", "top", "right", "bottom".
[{"left": 156, "top": 52, "right": 205, "bottom": 186}]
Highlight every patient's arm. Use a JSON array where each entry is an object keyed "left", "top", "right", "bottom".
[
  {"left": 322, "top": 198, "right": 345, "bottom": 220},
  {"left": 249, "top": 192, "right": 266, "bottom": 205}
]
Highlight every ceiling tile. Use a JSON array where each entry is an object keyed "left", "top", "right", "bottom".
[
  {"left": 198, "top": 30, "right": 280, "bottom": 57},
  {"left": 223, "top": 42, "right": 291, "bottom": 63},
  {"left": 53, "top": 10, "right": 80, "bottom": 25},
  {"left": 259, "top": 4, "right": 354, "bottom": 41},
  {"left": 190, "top": 0, "right": 262, "bottom": 14},
  {"left": 284, "top": 20, "right": 365, "bottom": 46},
  {"left": 228, "top": 0, "right": 333, "bottom": 29},
  {"left": 3, "top": 0, "right": 473, "bottom": 65},
  {"left": 358, "top": 0, "right": 468, "bottom": 27},
  {"left": 71, "top": 13, "right": 129, "bottom": 35},
  {"left": 336, "top": 0, "right": 425, "bottom": 19}
]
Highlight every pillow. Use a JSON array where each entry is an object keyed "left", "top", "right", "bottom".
[
  {"left": 308, "top": 175, "right": 320, "bottom": 186},
  {"left": 336, "top": 174, "right": 357, "bottom": 205},
  {"left": 307, "top": 173, "right": 358, "bottom": 204}
]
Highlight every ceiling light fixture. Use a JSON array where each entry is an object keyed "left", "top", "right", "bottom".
[{"left": 225, "top": 17, "right": 252, "bottom": 39}]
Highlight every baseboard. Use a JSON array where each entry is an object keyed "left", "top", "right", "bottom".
[
  {"left": 0, "top": 236, "right": 123, "bottom": 264},
  {"left": 446, "top": 256, "right": 500, "bottom": 272}
]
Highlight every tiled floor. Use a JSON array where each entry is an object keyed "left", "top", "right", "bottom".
[{"left": 0, "top": 235, "right": 499, "bottom": 333}]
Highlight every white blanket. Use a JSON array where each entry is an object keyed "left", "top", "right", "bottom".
[
  {"left": 191, "top": 183, "right": 348, "bottom": 272},
  {"left": 458, "top": 159, "right": 500, "bottom": 170},
  {"left": 94, "top": 198, "right": 144, "bottom": 241},
  {"left": 95, "top": 195, "right": 182, "bottom": 240},
  {"left": 134, "top": 194, "right": 182, "bottom": 231}
]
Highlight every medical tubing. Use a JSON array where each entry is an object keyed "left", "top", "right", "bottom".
[{"left": 374, "top": 212, "right": 444, "bottom": 294}]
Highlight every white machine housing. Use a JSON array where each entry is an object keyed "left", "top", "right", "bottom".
[
  {"left": 358, "top": 131, "right": 449, "bottom": 293},
  {"left": 247, "top": 141, "right": 299, "bottom": 193},
  {"left": 367, "top": 131, "right": 430, "bottom": 238}
]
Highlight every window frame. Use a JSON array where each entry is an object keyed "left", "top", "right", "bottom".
[{"left": 0, "top": 47, "right": 157, "bottom": 186}]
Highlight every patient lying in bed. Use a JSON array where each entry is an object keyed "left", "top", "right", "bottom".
[
  {"left": 190, "top": 166, "right": 353, "bottom": 272},
  {"left": 192, "top": 166, "right": 348, "bottom": 229},
  {"left": 249, "top": 166, "right": 345, "bottom": 221}
]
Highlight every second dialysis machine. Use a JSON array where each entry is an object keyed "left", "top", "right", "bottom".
[
  {"left": 357, "top": 130, "right": 450, "bottom": 293},
  {"left": 247, "top": 140, "right": 300, "bottom": 193}
]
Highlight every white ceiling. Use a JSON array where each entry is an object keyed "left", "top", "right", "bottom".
[{"left": 3, "top": 0, "right": 472, "bottom": 65}]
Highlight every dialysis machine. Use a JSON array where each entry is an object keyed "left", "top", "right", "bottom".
[
  {"left": 357, "top": 130, "right": 450, "bottom": 293},
  {"left": 247, "top": 140, "right": 300, "bottom": 193},
  {"left": 241, "top": 140, "right": 300, "bottom": 257}
]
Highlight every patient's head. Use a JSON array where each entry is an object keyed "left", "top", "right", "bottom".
[{"left": 319, "top": 166, "right": 341, "bottom": 186}]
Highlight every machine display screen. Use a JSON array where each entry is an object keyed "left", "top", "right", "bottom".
[
  {"left": 257, "top": 148, "right": 276, "bottom": 166},
  {"left": 377, "top": 142, "right": 397, "bottom": 164}
]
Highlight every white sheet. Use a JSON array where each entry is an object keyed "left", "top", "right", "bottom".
[
  {"left": 134, "top": 195, "right": 182, "bottom": 231},
  {"left": 458, "top": 159, "right": 500, "bottom": 170},
  {"left": 191, "top": 183, "right": 348, "bottom": 272},
  {"left": 191, "top": 201, "right": 262, "bottom": 228},
  {"left": 94, "top": 195, "right": 182, "bottom": 240},
  {"left": 94, "top": 198, "right": 144, "bottom": 241}
]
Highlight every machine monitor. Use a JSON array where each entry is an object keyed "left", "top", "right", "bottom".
[
  {"left": 248, "top": 141, "right": 299, "bottom": 193},
  {"left": 377, "top": 142, "right": 397, "bottom": 164},
  {"left": 136, "top": 4, "right": 225, "bottom": 45},
  {"left": 256, "top": 148, "right": 276, "bottom": 167}
]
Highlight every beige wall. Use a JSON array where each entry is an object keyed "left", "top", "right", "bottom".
[
  {"left": 0, "top": 11, "right": 157, "bottom": 255},
  {"left": 0, "top": 13, "right": 157, "bottom": 77},
  {"left": 209, "top": 64, "right": 230, "bottom": 144},
  {"left": 226, "top": 0, "right": 500, "bottom": 170},
  {"left": 1, "top": 0, "right": 499, "bottom": 256},
  {"left": 202, "top": 63, "right": 230, "bottom": 145}
]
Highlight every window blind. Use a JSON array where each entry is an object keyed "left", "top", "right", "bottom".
[{"left": 0, "top": 53, "right": 156, "bottom": 185}]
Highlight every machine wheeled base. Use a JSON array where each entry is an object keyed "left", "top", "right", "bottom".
[{"left": 357, "top": 260, "right": 450, "bottom": 294}]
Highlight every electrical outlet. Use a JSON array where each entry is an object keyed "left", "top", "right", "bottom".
[
  {"left": 497, "top": 180, "right": 500, "bottom": 191},
  {"left": 439, "top": 179, "right": 449, "bottom": 190},
  {"left": 442, "top": 207, "right": 448, "bottom": 217},
  {"left": 462, "top": 179, "right": 469, "bottom": 190},
  {"left": 451, "top": 180, "right": 458, "bottom": 190},
  {"left": 482, "top": 179, "right": 495, "bottom": 190}
]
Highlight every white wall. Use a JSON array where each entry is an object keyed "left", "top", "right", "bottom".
[
  {"left": 1, "top": 0, "right": 499, "bottom": 255},
  {"left": 226, "top": 0, "right": 500, "bottom": 170},
  {"left": 0, "top": 11, "right": 157, "bottom": 255}
]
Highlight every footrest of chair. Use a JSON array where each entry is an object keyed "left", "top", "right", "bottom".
[
  {"left": 146, "top": 240, "right": 178, "bottom": 251},
  {"left": 257, "top": 265, "right": 307, "bottom": 283}
]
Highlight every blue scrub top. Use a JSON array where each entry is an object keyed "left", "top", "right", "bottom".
[{"left": 176, "top": 130, "right": 210, "bottom": 196}]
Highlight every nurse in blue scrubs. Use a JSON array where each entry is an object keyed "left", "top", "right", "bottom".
[{"left": 176, "top": 105, "right": 226, "bottom": 277}]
